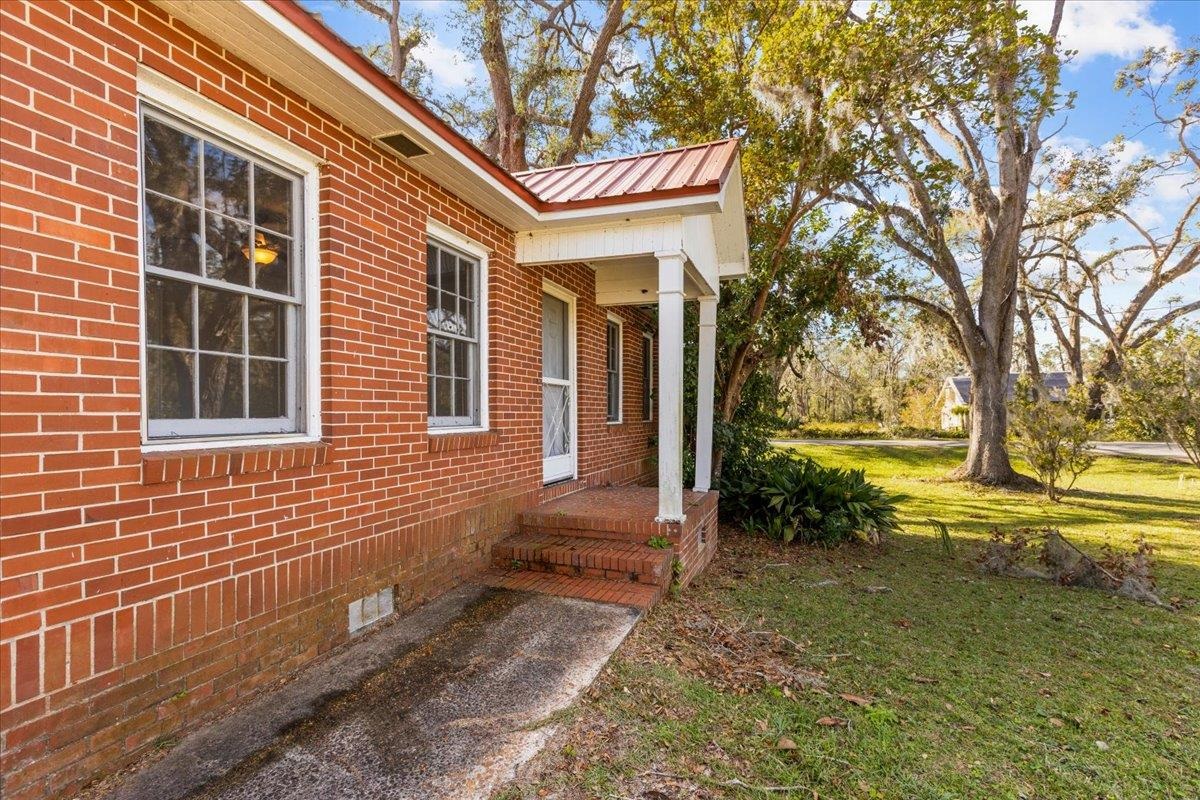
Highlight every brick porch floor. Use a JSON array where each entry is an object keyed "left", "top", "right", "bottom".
[{"left": 482, "top": 487, "right": 719, "bottom": 610}]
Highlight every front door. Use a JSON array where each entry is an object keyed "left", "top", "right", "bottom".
[{"left": 542, "top": 289, "right": 575, "bottom": 482}]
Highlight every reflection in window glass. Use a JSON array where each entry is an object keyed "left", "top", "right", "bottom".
[
  {"left": 426, "top": 239, "right": 481, "bottom": 427},
  {"left": 140, "top": 111, "right": 301, "bottom": 438}
]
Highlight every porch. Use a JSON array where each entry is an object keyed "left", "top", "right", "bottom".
[{"left": 514, "top": 141, "right": 749, "bottom": 524}]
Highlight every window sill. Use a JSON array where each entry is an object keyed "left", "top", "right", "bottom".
[
  {"left": 142, "top": 440, "right": 331, "bottom": 485},
  {"left": 427, "top": 430, "right": 500, "bottom": 453}
]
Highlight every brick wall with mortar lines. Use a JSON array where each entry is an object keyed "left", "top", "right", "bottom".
[{"left": 0, "top": 1, "right": 657, "bottom": 796}]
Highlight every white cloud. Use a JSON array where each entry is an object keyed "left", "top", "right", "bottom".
[
  {"left": 1020, "top": 1, "right": 1177, "bottom": 66},
  {"left": 413, "top": 35, "right": 479, "bottom": 90}
]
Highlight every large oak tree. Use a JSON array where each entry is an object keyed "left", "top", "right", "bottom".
[{"left": 756, "top": 0, "right": 1067, "bottom": 485}]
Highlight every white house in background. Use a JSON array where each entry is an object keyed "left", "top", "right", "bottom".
[{"left": 939, "top": 372, "right": 1071, "bottom": 430}]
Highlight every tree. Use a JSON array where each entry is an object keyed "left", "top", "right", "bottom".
[
  {"left": 343, "top": 0, "right": 634, "bottom": 171},
  {"left": 469, "top": 0, "right": 632, "bottom": 170},
  {"left": 755, "top": 0, "right": 1067, "bottom": 485},
  {"left": 1024, "top": 48, "right": 1200, "bottom": 418},
  {"left": 1119, "top": 325, "right": 1200, "bottom": 467},
  {"left": 338, "top": 0, "right": 427, "bottom": 86},
  {"left": 623, "top": 0, "right": 888, "bottom": 478}
]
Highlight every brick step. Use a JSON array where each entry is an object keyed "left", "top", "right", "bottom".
[
  {"left": 480, "top": 568, "right": 665, "bottom": 610},
  {"left": 492, "top": 533, "right": 673, "bottom": 587},
  {"left": 516, "top": 520, "right": 678, "bottom": 545}
]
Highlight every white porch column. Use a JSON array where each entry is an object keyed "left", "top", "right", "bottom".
[
  {"left": 656, "top": 250, "right": 686, "bottom": 522},
  {"left": 693, "top": 293, "right": 718, "bottom": 492}
]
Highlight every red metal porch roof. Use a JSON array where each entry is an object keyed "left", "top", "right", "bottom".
[{"left": 514, "top": 139, "right": 740, "bottom": 206}]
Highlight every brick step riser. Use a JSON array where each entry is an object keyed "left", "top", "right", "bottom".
[
  {"left": 492, "top": 545, "right": 670, "bottom": 579},
  {"left": 491, "top": 558, "right": 667, "bottom": 586},
  {"left": 517, "top": 522, "right": 679, "bottom": 545}
]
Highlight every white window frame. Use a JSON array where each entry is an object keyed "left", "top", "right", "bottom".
[
  {"left": 136, "top": 69, "right": 321, "bottom": 453},
  {"left": 426, "top": 219, "right": 490, "bottom": 434},
  {"left": 642, "top": 330, "right": 654, "bottom": 422},
  {"left": 605, "top": 313, "right": 623, "bottom": 424}
]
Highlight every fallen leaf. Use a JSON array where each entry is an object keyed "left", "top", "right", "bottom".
[
  {"left": 1049, "top": 717, "right": 1064, "bottom": 728},
  {"left": 839, "top": 692, "right": 872, "bottom": 707},
  {"left": 893, "top": 618, "right": 912, "bottom": 629},
  {"left": 755, "top": 718, "right": 769, "bottom": 732},
  {"left": 776, "top": 737, "right": 798, "bottom": 749},
  {"left": 911, "top": 675, "right": 938, "bottom": 684},
  {"left": 816, "top": 717, "right": 848, "bottom": 727}
]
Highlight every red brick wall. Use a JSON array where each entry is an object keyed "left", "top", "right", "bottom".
[{"left": 0, "top": 2, "right": 656, "bottom": 796}]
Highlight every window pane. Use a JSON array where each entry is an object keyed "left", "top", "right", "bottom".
[
  {"left": 147, "top": 348, "right": 194, "bottom": 419},
  {"left": 254, "top": 229, "right": 290, "bottom": 294},
  {"left": 204, "top": 142, "right": 249, "bottom": 219},
  {"left": 458, "top": 257, "right": 474, "bottom": 301},
  {"left": 430, "top": 335, "right": 452, "bottom": 378},
  {"left": 453, "top": 339, "right": 472, "bottom": 381},
  {"left": 458, "top": 296, "right": 474, "bottom": 338},
  {"left": 249, "top": 359, "right": 285, "bottom": 418},
  {"left": 199, "top": 354, "right": 244, "bottom": 418},
  {"left": 426, "top": 245, "right": 438, "bottom": 314},
  {"left": 248, "top": 298, "right": 285, "bottom": 357},
  {"left": 542, "top": 293, "right": 567, "bottom": 380},
  {"left": 454, "top": 377, "right": 470, "bottom": 420},
  {"left": 253, "top": 166, "right": 291, "bottom": 234},
  {"left": 198, "top": 287, "right": 244, "bottom": 354},
  {"left": 145, "top": 276, "right": 193, "bottom": 349},
  {"left": 144, "top": 194, "right": 200, "bottom": 274},
  {"left": 434, "top": 376, "right": 452, "bottom": 418},
  {"left": 204, "top": 214, "right": 251, "bottom": 285},
  {"left": 143, "top": 117, "right": 199, "bottom": 203},
  {"left": 438, "top": 249, "right": 456, "bottom": 297}
]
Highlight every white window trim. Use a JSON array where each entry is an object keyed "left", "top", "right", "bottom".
[
  {"left": 605, "top": 313, "right": 623, "bottom": 424},
  {"left": 642, "top": 330, "right": 654, "bottom": 422},
  {"left": 136, "top": 68, "right": 321, "bottom": 454},
  {"left": 426, "top": 219, "right": 490, "bottom": 434}
]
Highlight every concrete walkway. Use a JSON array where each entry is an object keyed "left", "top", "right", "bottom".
[
  {"left": 96, "top": 584, "right": 639, "bottom": 800},
  {"left": 773, "top": 438, "right": 1191, "bottom": 463}
]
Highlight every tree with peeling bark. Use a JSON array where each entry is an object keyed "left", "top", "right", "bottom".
[
  {"left": 336, "top": 0, "right": 428, "bottom": 88},
  {"left": 1017, "top": 140, "right": 1152, "bottom": 387},
  {"left": 470, "top": 0, "right": 633, "bottom": 171},
  {"left": 1024, "top": 47, "right": 1200, "bottom": 419},
  {"left": 755, "top": 0, "right": 1067, "bottom": 486}
]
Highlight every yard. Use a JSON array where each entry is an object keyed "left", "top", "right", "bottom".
[{"left": 496, "top": 447, "right": 1200, "bottom": 800}]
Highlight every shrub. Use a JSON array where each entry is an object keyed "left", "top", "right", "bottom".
[
  {"left": 720, "top": 450, "right": 901, "bottom": 545},
  {"left": 1009, "top": 379, "right": 1097, "bottom": 501}
]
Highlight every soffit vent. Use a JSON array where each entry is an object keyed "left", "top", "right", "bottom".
[{"left": 377, "top": 131, "right": 428, "bottom": 158}]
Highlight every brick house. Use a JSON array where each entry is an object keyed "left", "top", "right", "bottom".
[{"left": 0, "top": 1, "right": 749, "bottom": 796}]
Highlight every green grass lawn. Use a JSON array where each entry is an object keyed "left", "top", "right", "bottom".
[{"left": 496, "top": 448, "right": 1200, "bottom": 800}]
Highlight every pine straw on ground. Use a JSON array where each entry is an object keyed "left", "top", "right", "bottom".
[{"left": 497, "top": 530, "right": 839, "bottom": 800}]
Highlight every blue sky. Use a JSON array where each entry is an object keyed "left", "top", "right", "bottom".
[{"left": 305, "top": 0, "right": 1198, "bottom": 348}]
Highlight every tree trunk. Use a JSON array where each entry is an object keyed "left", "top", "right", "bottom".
[
  {"left": 1086, "top": 347, "right": 1120, "bottom": 421},
  {"left": 1016, "top": 286, "right": 1042, "bottom": 396},
  {"left": 952, "top": 359, "right": 1025, "bottom": 485}
]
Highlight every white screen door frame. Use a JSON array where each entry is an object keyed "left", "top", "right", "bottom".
[{"left": 542, "top": 281, "right": 577, "bottom": 483}]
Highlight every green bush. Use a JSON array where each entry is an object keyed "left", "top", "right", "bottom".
[
  {"left": 778, "top": 421, "right": 967, "bottom": 440},
  {"left": 720, "top": 450, "right": 902, "bottom": 545},
  {"left": 1009, "top": 379, "right": 1097, "bottom": 501}
]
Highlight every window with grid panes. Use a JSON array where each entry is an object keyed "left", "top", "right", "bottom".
[
  {"left": 606, "top": 319, "right": 621, "bottom": 422},
  {"left": 426, "top": 239, "right": 481, "bottom": 427},
  {"left": 140, "top": 109, "right": 304, "bottom": 440}
]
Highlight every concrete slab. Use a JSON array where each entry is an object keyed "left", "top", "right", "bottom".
[{"left": 95, "top": 584, "right": 640, "bottom": 800}]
